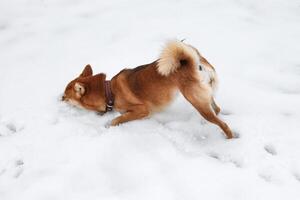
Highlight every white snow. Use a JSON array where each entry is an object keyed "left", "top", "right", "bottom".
[{"left": 1, "top": 0, "right": 300, "bottom": 199}]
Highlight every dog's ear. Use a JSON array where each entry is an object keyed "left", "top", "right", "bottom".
[
  {"left": 79, "top": 64, "right": 93, "bottom": 77},
  {"left": 74, "top": 82, "right": 85, "bottom": 97}
]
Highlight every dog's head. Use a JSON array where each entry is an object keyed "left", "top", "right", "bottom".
[{"left": 62, "top": 64, "right": 107, "bottom": 112}]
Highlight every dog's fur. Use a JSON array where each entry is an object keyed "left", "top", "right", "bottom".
[{"left": 62, "top": 40, "right": 234, "bottom": 139}]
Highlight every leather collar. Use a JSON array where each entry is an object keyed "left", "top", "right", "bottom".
[{"left": 104, "top": 80, "right": 114, "bottom": 112}]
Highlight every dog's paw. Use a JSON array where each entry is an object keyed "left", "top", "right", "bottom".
[
  {"left": 226, "top": 130, "right": 240, "bottom": 139},
  {"left": 110, "top": 118, "right": 121, "bottom": 127}
]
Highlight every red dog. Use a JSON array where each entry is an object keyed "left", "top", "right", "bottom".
[{"left": 62, "top": 40, "right": 234, "bottom": 139}]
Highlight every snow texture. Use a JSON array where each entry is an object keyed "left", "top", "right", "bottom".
[{"left": 1, "top": 0, "right": 300, "bottom": 200}]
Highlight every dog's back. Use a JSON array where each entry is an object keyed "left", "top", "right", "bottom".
[{"left": 113, "top": 40, "right": 218, "bottom": 111}]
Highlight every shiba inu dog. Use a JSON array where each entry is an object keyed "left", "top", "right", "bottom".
[{"left": 62, "top": 40, "right": 234, "bottom": 139}]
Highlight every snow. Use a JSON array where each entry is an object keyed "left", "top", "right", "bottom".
[{"left": 1, "top": 0, "right": 300, "bottom": 199}]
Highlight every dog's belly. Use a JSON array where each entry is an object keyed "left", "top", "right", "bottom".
[{"left": 145, "top": 87, "right": 178, "bottom": 113}]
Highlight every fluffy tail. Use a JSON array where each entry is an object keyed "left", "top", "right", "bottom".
[
  {"left": 157, "top": 40, "right": 198, "bottom": 76},
  {"left": 157, "top": 40, "right": 218, "bottom": 92}
]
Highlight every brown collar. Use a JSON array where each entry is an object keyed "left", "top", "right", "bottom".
[{"left": 104, "top": 80, "right": 114, "bottom": 112}]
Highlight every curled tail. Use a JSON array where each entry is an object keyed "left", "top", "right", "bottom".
[
  {"left": 157, "top": 40, "right": 218, "bottom": 92},
  {"left": 157, "top": 40, "right": 198, "bottom": 76}
]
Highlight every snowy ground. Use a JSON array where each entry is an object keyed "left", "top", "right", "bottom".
[{"left": 1, "top": 0, "right": 300, "bottom": 199}]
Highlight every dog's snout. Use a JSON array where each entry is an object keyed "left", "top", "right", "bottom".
[{"left": 61, "top": 95, "right": 66, "bottom": 101}]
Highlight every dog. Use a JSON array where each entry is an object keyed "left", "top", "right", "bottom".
[{"left": 62, "top": 40, "right": 234, "bottom": 139}]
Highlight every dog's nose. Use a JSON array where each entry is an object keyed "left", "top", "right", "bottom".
[{"left": 61, "top": 95, "right": 66, "bottom": 101}]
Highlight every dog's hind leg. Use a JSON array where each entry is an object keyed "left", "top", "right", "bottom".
[
  {"left": 179, "top": 84, "right": 233, "bottom": 139},
  {"left": 211, "top": 98, "right": 221, "bottom": 115}
]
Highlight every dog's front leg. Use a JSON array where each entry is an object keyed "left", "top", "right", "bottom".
[{"left": 110, "top": 105, "right": 149, "bottom": 126}]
